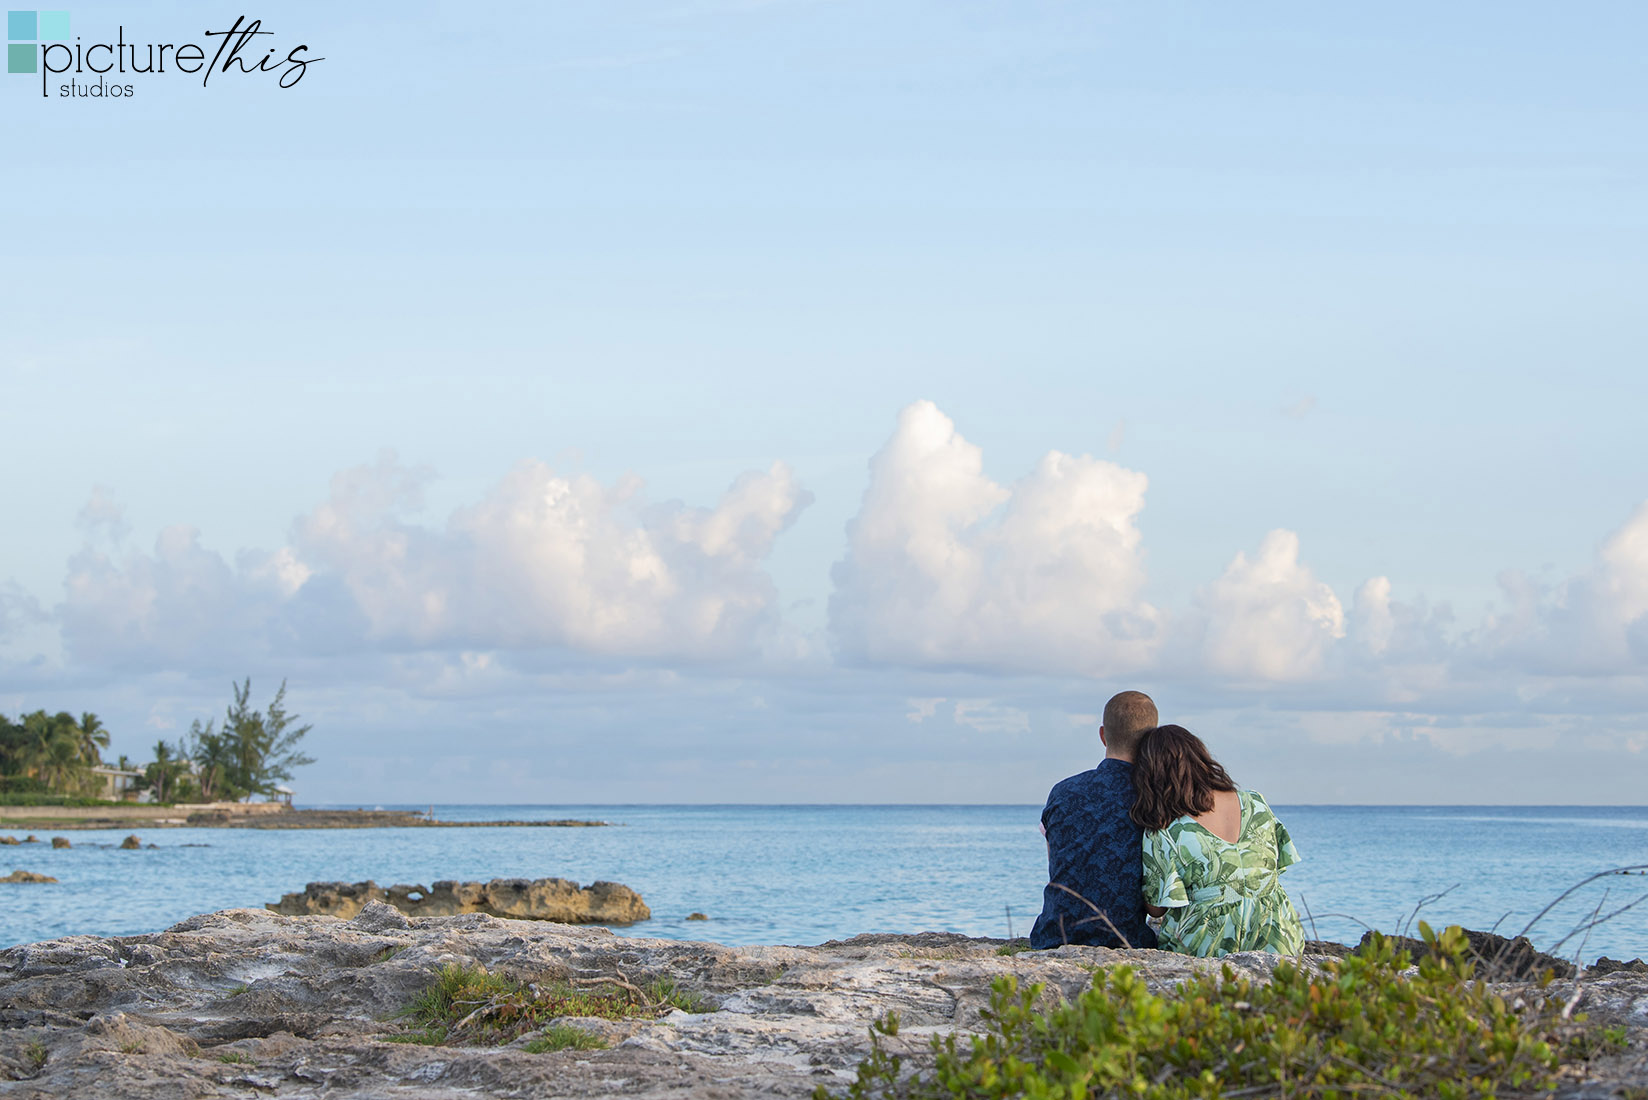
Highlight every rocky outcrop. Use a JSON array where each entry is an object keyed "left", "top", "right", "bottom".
[
  {"left": 1357, "top": 927, "right": 1576, "bottom": 980},
  {"left": 1593, "top": 957, "right": 1648, "bottom": 976},
  {"left": 0, "top": 908, "right": 1642, "bottom": 1099},
  {"left": 48, "top": 837, "right": 69, "bottom": 849},
  {"left": 0, "top": 870, "right": 56, "bottom": 883},
  {"left": 266, "top": 878, "right": 651, "bottom": 924},
  {"left": 0, "top": 836, "right": 17, "bottom": 846},
  {"left": 119, "top": 835, "right": 142, "bottom": 850}
]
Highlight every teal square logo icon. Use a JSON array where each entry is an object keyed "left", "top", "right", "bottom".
[
  {"left": 7, "top": 10, "right": 36, "bottom": 39},
  {"left": 6, "top": 40, "right": 32, "bottom": 72},
  {"left": 37, "top": 10, "right": 66, "bottom": 39}
]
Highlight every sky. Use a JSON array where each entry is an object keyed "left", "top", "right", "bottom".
[{"left": 2, "top": 1, "right": 1645, "bottom": 804}]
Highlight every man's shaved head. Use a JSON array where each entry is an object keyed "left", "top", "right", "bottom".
[{"left": 1101, "top": 690, "right": 1158, "bottom": 757}]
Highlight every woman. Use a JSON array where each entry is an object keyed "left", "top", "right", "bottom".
[{"left": 1131, "top": 725, "right": 1305, "bottom": 957}]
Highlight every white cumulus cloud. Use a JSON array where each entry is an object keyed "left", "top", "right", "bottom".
[
  {"left": 58, "top": 453, "right": 812, "bottom": 670},
  {"left": 1476, "top": 501, "right": 1648, "bottom": 676},
  {"left": 1194, "top": 529, "right": 1346, "bottom": 681},
  {"left": 829, "top": 401, "right": 1160, "bottom": 675}
]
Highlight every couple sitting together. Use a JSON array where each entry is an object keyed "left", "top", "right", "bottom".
[{"left": 1031, "top": 690, "right": 1305, "bottom": 957}]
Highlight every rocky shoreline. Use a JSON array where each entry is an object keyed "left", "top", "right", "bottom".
[
  {"left": 0, "top": 810, "right": 610, "bottom": 831},
  {"left": 1, "top": 906, "right": 1643, "bottom": 1098}
]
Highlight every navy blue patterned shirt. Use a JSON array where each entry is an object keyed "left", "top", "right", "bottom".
[{"left": 1031, "top": 758, "right": 1157, "bottom": 950}]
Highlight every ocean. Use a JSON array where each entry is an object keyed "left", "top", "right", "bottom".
[{"left": 3, "top": 804, "right": 1645, "bottom": 963}]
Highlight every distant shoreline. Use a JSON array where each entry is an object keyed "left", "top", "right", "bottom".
[{"left": 0, "top": 807, "right": 610, "bottom": 830}]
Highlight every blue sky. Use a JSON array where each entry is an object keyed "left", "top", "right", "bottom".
[{"left": 2, "top": 1, "right": 1645, "bottom": 803}]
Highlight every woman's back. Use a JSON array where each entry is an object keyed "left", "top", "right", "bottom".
[{"left": 1143, "top": 788, "right": 1304, "bottom": 957}]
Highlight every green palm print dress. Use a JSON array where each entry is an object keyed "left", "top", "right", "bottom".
[{"left": 1141, "top": 789, "right": 1305, "bottom": 957}]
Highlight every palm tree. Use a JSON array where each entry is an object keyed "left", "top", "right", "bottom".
[
  {"left": 189, "top": 720, "right": 238, "bottom": 802},
  {"left": 36, "top": 727, "right": 87, "bottom": 794},
  {"left": 76, "top": 712, "right": 110, "bottom": 768},
  {"left": 18, "top": 711, "right": 64, "bottom": 780},
  {"left": 146, "top": 740, "right": 177, "bottom": 803},
  {"left": 143, "top": 739, "right": 192, "bottom": 804}
]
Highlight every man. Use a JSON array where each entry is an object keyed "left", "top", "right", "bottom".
[{"left": 1029, "top": 690, "right": 1159, "bottom": 950}]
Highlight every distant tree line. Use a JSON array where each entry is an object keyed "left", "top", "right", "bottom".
[
  {"left": 0, "top": 711, "right": 110, "bottom": 796},
  {"left": 0, "top": 679, "right": 314, "bottom": 803}
]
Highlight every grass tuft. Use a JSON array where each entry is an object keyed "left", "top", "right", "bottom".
[
  {"left": 392, "top": 962, "right": 708, "bottom": 1047},
  {"left": 216, "top": 1051, "right": 253, "bottom": 1064},
  {"left": 523, "top": 1025, "right": 610, "bottom": 1053}
]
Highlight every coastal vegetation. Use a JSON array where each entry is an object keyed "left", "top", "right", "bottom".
[
  {"left": 823, "top": 925, "right": 1618, "bottom": 1100},
  {"left": 0, "top": 679, "right": 313, "bottom": 805},
  {"left": 0, "top": 711, "right": 111, "bottom": 799},
  {"left": 392, "top": 962, "right": 710, "bottom": 1048}
]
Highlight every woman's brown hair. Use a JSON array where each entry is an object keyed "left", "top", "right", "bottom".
[{"left": 1129, "top": 724, "right": 1236, "bottom": 831}]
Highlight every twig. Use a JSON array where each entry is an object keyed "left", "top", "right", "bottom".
[
  {"left": 1047, "top": 883, "right": 1170, "bottom": 986},
  {"left": 1298, "top": 892, "right": 1320, "bottom": 943},
  {"left": 1327, "top": 1051, "right": 1406, "bottom": 1090},
  {"left": 573, "top": 971, "right": 654, "bottom": 1007},
  {"left": 452, "top": 994, "right": 508, "bottom": 1032},
  {"left": 1511, "top": 865, "right": 1648, "bottom": 942},
  {"left": 1295, "top": 911, "right": 1376, "bottom": 936},
  {"left": 1544, "top": 892, "right": 1648, "bottom": 957},
  {"left": 1397, "top": 884, "right": 1458, "bottom": 940},
  {"left": 1569, "top": 888, "right": 1609, "bottom": 975},
  {"left": 1048, "top": 883, "right": 1134, "bottom": 949}
]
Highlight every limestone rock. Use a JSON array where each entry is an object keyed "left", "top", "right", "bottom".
[
  {"left": 0, "top": 913, "right": 1641, "bottom": 1099},
  {"left": 688, "top": 912, "right": 710, "bottom": 921},
  {"left": 0, "top": 870, "right": 57, "bottom": 883},
  {"left": 0, "top": 836, "right": 17, "bottom": 846},
  {"left": 119, "top": 835, "right": 142, "bottom": 850},
  {"left": 49, "top": 837, "right": 69, "bottom": 849},
  {"left": 350, "top": 900, "right": 412, "bottom": 933},
  {"left": 267, "top": 877, "right": 651, "bottom": 925}
]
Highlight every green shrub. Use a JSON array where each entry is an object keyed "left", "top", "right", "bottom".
[
  {"left": 822, "top": 924, "right": 1596, "bottom": 1100},
  {"left": 395, "top": 962, "right": 707, "bottom": 1046}
]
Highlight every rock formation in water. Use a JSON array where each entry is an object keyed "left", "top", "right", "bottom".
[
  {"left": 0, "top": 906, "right": 1642, "bottom": 1098},
  {"left": 266, "top": 878, "right": 651, "bottom": 924},
  {"left": 48, "top": 838, "right": 69, "bottom": 849},
  {"left": 119, "top": 835, "right": 143, "bottom": 850},
  {"left": 0, "top": 870, "right": 56, "bottom": 884}
]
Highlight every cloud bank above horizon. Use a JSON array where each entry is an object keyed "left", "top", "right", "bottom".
[
  {"left": 4, "top": 400, "right": 1646, "bottom": 802},
  {"left": 27, "top": 401, "right": 1648, "bottom": 691}
]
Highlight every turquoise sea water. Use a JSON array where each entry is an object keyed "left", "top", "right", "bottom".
[{"left": 2, "top": 805, "right": 1645, "bottom": 962}]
